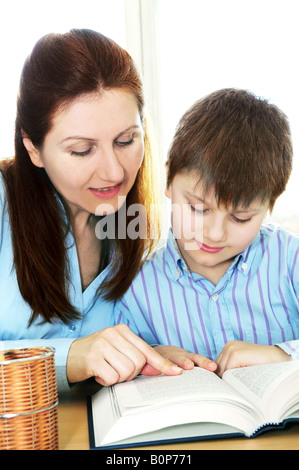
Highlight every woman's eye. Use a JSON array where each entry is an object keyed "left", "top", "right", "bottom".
[
  {"left": 115, "top": 136, "right": 134, "bottom": 147},
  {"left": 71, "top": 148, "right": 92, "bottom": 157}
]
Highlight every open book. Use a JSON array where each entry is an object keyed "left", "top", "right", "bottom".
[{"left": 87, "top": 360, "right": 299, "bottom": 449}]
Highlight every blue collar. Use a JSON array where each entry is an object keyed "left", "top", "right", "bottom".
[{"left": 164, "top": 228, "right": 263, "bottom": 281}]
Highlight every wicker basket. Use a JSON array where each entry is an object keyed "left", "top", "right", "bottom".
[{"left": 0, "top": 347, "right": 59, "bottom": 450}]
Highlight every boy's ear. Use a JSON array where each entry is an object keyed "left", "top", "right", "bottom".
[
  {"left": 264, "top": 209, "right": 271, "bottom": 220},
  {"left": 164, "top": 162, "right": 171, "bottom": 199},
  {"left": 22, "top": 137, "right": 44, "bottom": 168},
  {"left": 164, "top": 185, "right": 171, "bottom": 199}
]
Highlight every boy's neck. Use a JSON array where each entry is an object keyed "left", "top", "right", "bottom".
[
  {"left": 189, "top": 258, "right": 235, "bottom": 286},
  {"left": 176, "top": 239, "right": 235, "bottom": 285}
]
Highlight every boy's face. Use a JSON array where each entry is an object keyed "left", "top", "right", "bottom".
[{"left": 165, "top": 173, "right": 270, "bottom": 284}]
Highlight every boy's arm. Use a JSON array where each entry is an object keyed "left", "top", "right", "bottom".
[
  {"left": 275, "top": 340, "right": 299, "bottom": 361},
  {"left": 275, "top": 238, "right": 299, "bottom": 361},
  {"left": 215, "top": 341, "right": 292, "bottom": 378},
  {"left": 150, "top": 345, "right": 217, "bottom": 373},
  {"left": 272, "top": 239, "right": 299, "bottom": 361}
]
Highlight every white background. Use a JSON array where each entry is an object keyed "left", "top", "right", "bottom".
[{"left": 1, "top": 0, "right": 298, "bottom": 231}]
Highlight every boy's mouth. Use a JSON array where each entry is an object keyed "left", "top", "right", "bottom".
[{"left": 194, "top": 241, "right": 224, "bottom": 253}]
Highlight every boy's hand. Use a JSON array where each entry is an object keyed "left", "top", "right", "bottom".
[
  {"left": 141, "top": 345, "right": 217, "bottom": 375},
  {"left": 216, "top": 341, "right": 292, "bottom": 377}
]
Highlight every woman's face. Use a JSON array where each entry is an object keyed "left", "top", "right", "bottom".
[{"left": 24, "top": 89, "right": 144, "bottom": 218}]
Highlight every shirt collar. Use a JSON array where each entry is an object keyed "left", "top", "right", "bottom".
[
  {"left": 164, "top": 228, "right": 262, "bottom": 280},
  {"left": 235, "top": 230, "right": 262, "bottom": 276},
  {"left": 164, "top": 229, "right": 188, "bottom": 280}
]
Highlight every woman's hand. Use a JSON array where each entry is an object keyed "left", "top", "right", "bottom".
[
  {"left": 140, "top": 345, "right": 217, "bottom": 375},
  {"left": 216, "top": 341, "right": 291, "bottom": 377},
  {"left": 67, "top": 325, "right": 183, "bottom": 386}
]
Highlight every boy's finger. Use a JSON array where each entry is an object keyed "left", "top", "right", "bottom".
[
  {"left": 120, "top": 328, "right": 183, "bottom": 375},
  {"left": 140, "top": 364, "right": 161, "bottom": 376},
  {"left": 190, "top": 353, "right": 217, "bottom": 371},
  {"left": 144, "top": 349, "right": 183, "bottom": 375}
]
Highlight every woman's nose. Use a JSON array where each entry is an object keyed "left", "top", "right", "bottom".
[{"left": 95, "top": 147, "right": 125, "bottom": 183}]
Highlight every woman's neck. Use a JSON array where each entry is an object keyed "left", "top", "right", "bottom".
[{"left": 71, "top": 210, "right": 101, "bottom": 291}]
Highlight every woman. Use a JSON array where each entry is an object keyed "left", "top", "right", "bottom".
[{"left": 0, "top": 29, "right": 189, "bottom": 391}]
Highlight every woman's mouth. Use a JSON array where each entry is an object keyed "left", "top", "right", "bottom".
[
  {"left": 89, "top": 182, "right": 122, "bottom": 199},
  {"left": 194, "top": 240, "right": 224, "bottom": 253}
]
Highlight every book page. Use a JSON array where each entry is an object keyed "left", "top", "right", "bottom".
[
  {"left": 91, "top": 368, "right": 265, "bottom": 445},
  {"left": 223, "top": 361, "right": 299, "bottom": 413},
  {"left": 115, "top": 368, "right": 249, "bottom": 409}
]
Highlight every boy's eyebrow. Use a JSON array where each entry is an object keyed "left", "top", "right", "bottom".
[
  {"left": 184, "top": 190, "right": 263, "bottom": 213},
  {"left": 184, "top": 190, "right": 205, "bottom": 203},
  {"left": 233, "top": 207, "right": 262, "bottom": 214}
]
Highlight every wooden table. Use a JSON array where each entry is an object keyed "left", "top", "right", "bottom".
[{"left": 58, "top": 382, "right": 299, "bottom": 451}]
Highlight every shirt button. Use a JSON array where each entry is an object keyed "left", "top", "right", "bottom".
[
  {"left": 211, "top": 293, "right": 219, "bottom": 302},
  {"left": 242, "top": 262, "right": 248, "bottom": 271},
  {"left": 175, "top": 269, "right": 180, "bottom": 277},
  {"left": 69, "top": 324, "right": 76, "bottom": 332}
]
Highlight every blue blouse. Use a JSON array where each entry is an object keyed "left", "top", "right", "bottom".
[{"left": 0, "top": 174, "right": 115, "bottom": 391}]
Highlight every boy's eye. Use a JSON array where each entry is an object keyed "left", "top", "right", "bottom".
[
  {"left": 71, "top": 148, "right": 93, "bottom": 157},
  {"left": 190, "top": 204, "right": 206, "bottom": 214},
  {"left": 189, "top": 205, "right": 253, "bottom": 223},
  {"left": 232, "top": 215, "right": 252, "bottom": 224}
]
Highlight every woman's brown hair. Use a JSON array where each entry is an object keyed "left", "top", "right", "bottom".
[
  {"left": 167, "top": 88, "right": 293, "bottom": 211},
  {"left": 0, "top": 29, "right": 160, "bottom": 325}
]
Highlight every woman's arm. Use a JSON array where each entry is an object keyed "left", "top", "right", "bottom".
[
  {"left": 1, "top": 326, "right": 186, "bottom": 391},
  {"left": 66, "top": 325, "right": 184, "bottom": 386},
  {"left": 1, "top": 337, "right": 74, "bottom": 392}
]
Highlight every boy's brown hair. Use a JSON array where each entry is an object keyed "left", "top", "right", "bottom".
[{"left": 167, "top": 88, "right": 293, "bottom": 211}]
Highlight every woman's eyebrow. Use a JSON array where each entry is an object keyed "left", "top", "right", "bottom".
[
  {"left": 60, "top": 136, "right": 96, "bottom": 144},
  {"left": 114, "top": 125, "right": 141, "bottom": 139},
  {"left": 60, "top": 125, "right": 140, "bottom": 144}
]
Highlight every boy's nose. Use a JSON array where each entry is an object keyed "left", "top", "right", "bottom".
[{"left": 204, "top": 217, "right": 226, "bottom": 243}]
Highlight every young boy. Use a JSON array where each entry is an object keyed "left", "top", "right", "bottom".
[{"left": 114, "top": 88, "right": 299, "bottom": 377}]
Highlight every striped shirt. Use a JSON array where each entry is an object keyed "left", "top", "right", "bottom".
[{"left": 114, "top": 225, "right": 299, "bottom": 361}]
